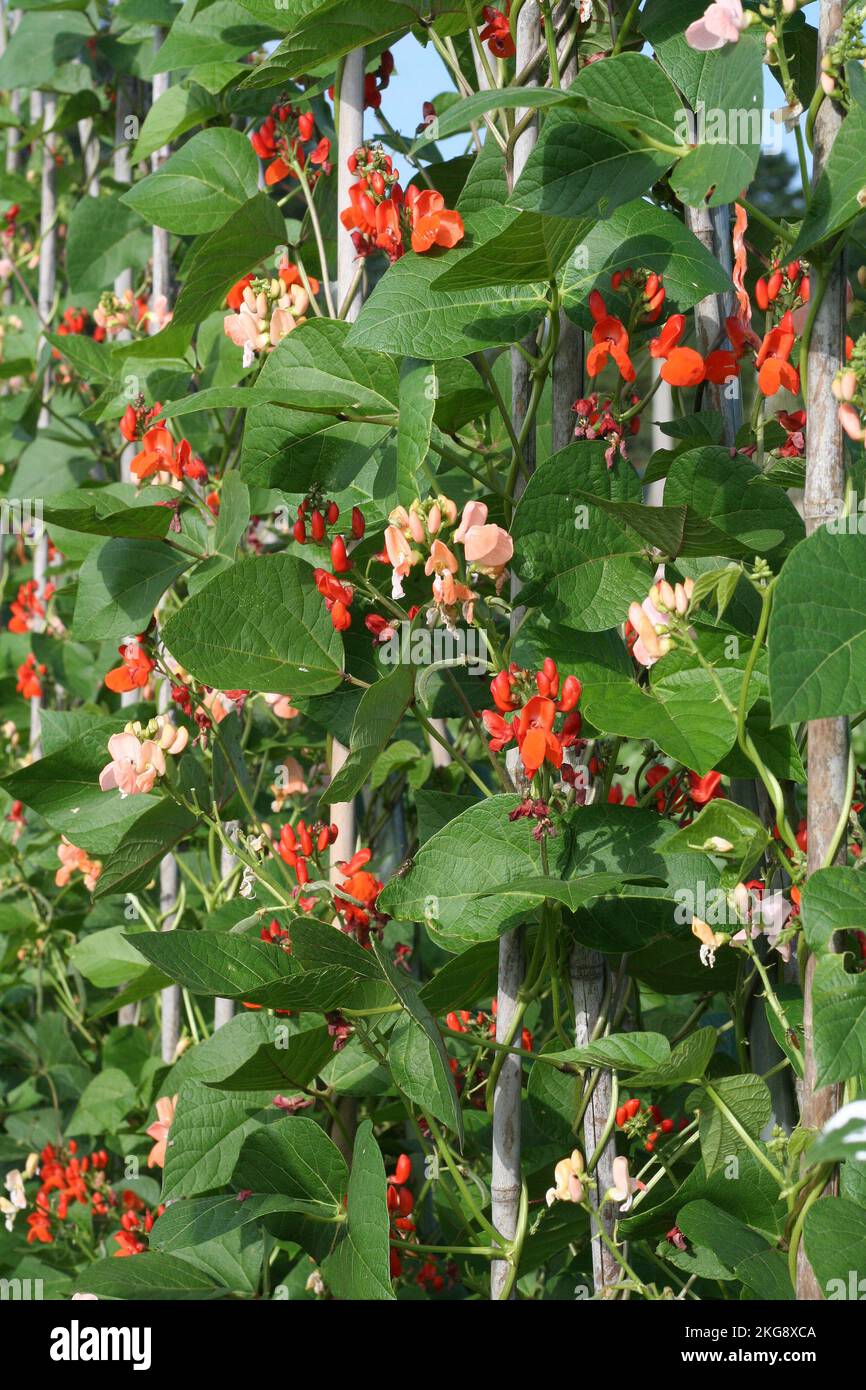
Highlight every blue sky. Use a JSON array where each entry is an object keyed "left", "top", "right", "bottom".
[{"left": 377, "top": 5, "right": 821, "bottom": 178}]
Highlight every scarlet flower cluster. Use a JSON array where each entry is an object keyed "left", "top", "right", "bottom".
[
  {"left": 129, "top": 424, "right": 206, "bottom": 485},
  {"left": 301, "top": 494, "right": 362, "bottom": 631},
  {"left": 482, "top": 659, "right": 582, "bottom": 780},
  {"left": 572, "top": 391, "right": 641, "bottom": 469},
  {"left": 341, "top": 143, "right": 464, "bottom": 261},
  {"left": 480, "top": 5, "right": 515, "bottom": 57},
  {"left": 651, "top": 314, "right": 739, "bottom": 389},
  {"left": 9, "top": 577, "right": 53, "bottom": 634},
  {"left": 314, "top": 567, "right": 355, "bottom": 632},
  {"left": 754, "top": 258, "right": 809, "bottom": 314},
  {"left": 119, "top": 395, "right": 163, "bottom": 444},
  {"left": 54, "top": 304, "right": 104, "bottom": 344},
  {"left": 16, "top": 652, "right": 45, "bottom": 700},
  {"left": 278, "top": 816, "right": 339, "bottom": 894},
  {"left": 250, "top": 101, "right": 331, "bottom": 187},
  {"left": 332, "top": 848, "right": 384, "bottom": 946},
  {"left": 615, "top": 1097, "right": 684, "bottom": 1153},
  {"left": 446, "top": 1001, "right": 533, "bottom": 1053}
]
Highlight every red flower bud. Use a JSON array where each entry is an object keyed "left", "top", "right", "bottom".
[{"left": 331, "top": 535, "right": 351, "bottom": 572}]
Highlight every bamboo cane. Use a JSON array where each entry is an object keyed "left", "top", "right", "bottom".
[
  {"left": 327, "top": 46, "right": 366, "bottom": 1162},
  {"left": 490, "top": 1, "right": 540, "bottom": 1302},
  {"left": 28, "top": 92, "right": 56, "bottom": 761},
  {"left": 797, "top": 0, "right": 847, "bottom": 1302}
]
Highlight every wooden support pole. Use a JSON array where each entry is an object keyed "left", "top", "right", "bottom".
[
  {"left": 797, "top": 0, "right": 847, "bottom": 1303},
  {"left": 491, "top": 1, "right": 539, "bottom": 1303}
]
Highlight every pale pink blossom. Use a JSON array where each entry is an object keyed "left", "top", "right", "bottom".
[
  {"left": 99, "top": 732, "right": 166, "bottom": 797},
  {"left": 454, "top": 500, "right": 489, "bottom": 543},
  {"left": 384, "top": 524, "right": 415, "bottom": 598},
  {"left": 264, "top": 692, "right": 300, "bottom": 720},
  {"left": 462, "top": 522, "right": 513, "bottom": 570},
  {"left": 685, "top": 0, "right": 747, "bottom": 50},
  {"left": 146, "top": 1094, "right": 178, "bottom": 1169},
  {"left": 55, "top": 837, "right": 102, "bottom": 892}
]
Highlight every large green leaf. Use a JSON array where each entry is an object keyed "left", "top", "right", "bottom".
[
  {"left": 1, "top": 719, "right": 162, "bottom": 856},
  {"left": 72, "top": 1253, "right": 220, "bottom": 1300},
  {"left": 162, "top": 552, "right": 344, "bottom": 697},
  {"left": 791, "top": 72, "right": 866, "bottom": 256},
  {"left": 72, "top": 538, "right": 190, "bottom": 643},
  {"left": 121, "top": 127, "right": 260, "bottom": 234},
  {"left": 66, "top": 195, "right": 152, "bottom": 294},
  {"left": 232, "top": 1114, "right": 349, "bottom": 1259},
  {"left": 171, "top": 192, "right": 288, "bottom": 329},
  {"left": 322, "top": 1119, "right": 395, "bottom": 1300},
  {"left": 769, "top": 526, "right": 866, "bottom": 725},
  {"left": 239, "top": 320, "right": 397, "bottom": 489},
  {"left": 511, "top": 441, "right": 652, "bottom": 630},
  {"left": 162, "top": 1081, "right": 273, "bottom": 1199},
  {"left": 812, "top": 954, "right": 866, "bottom": 1087},
  {"left": 508, "top": 111, "right": 672, "bottom": 221},
  {"left": 373, "top": 940, "right": 463, "bottom": 1142},
  {"left": 804, "top": 1197, "right": 866, "bottom": 1298},
  {"left": 800, "top": 867, "right": 866, "bottom": 954},
  {"left": 642, "top": 0, "right": 764, "bottom": 206}
]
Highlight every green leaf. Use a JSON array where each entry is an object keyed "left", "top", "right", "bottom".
[
  {"left": 162, "top": 553, "right": 344, "bottom": 698},
  {"left": 372, "top": 939, "right": 463, "bottom": 1143},
  {"left": 812, "top": 954, "right": 866, "bottom": 1087},
  {"left": 676, "top": 1199, "right": 768, "bottom": 1274},
  {"left": 396, "top": 358, "right": 436, "bottom": 505},
  {"left": 233, "top": 1114, "right": 349, "bottom": 1259},
  {"left": 121, "top": 127, "right": 260, "bottom": 234},
  {"left": 239, "top": 319, "right": 397, "bottom": 489},
  {"left": 237, "top": 0, "right": 417, "bottom": 85},
  {"left": 66, "top": 1068, "right": 136, "bottom": 1136},
  {"left": 560, "top": 199, "right": 733, "bottom": 316},
  {"left": 1, "top": 719, "right": 162, "bottom": 856},
  {"left": 322, "top": 1119, "right": 395, "bottom": 1300},
  {"left": 413, "top": 86, "right": 574, "bottom": 150},
  {"left": 171, "top": 192, "right": 287, "bottom": 328},
  {"left": 207, "top": 1026, "right": 334, "bottom": 1092},
  {"left": 148, "top": 0, "right": 279, "bottom": 73},
  {"left": 664, "top": 446, "right": 803, "bottom": 563},
  {"left": 791, "top": 88, "right": 866, "bottom": 256},
  {"left": 161, "top": 1083, "right": 273, "bottom": 1200},
  {"left": 151, "top": 1192, "right": 340, "bottom": 1252},
  {"left": 69, "top": 926, "right": 158, "bottom": 989},
  {"left": 320, "top": 664, "right": 415, "bottom": 810},
  {"left": 659, "top": 799, "right": 770, "bottom": 885},
  {"left": 72, "top": 538, "right": 190, "bottom": 643},
  {"left": 697, "top": 1075, "right": 773, "bottom": 1175},
  {"left": 769, "top": 526, "right": 866, "bottom": 725},
  {"left": 42, "top": 502, "right": 174, "bottom": 541},
  {"left": 94, "top": 802, "right": 198, "bottom": 899},
  {"left": 628, "top": 1027, "right": 717, "bottom": 1087},
  {"left": 73, "top": 1252, "right": 220, "bottom": 1300},
  {"left": 418, "top": 939, "right": 500, "bottom": 1014},
  {"left": 511, "top": 441, "right": 652, "bottom": 631},
  {"left": 433, "top": 212, "right": 587, "bottom": 290},
  {"left": 800, "top": 867, "right": 866, "bottom": 955},
  {"left": 66, "top": 193, "right": 152, "bottom": 295},
  {"left": 643, "top": 0, "right": 764, "bottom": 206},
  {"left": 508, "top": 112, "right": 672, "bottom": 221},
  {"left": 569, "top": 52, "right": 686, "bottom": 145},
  {"left": 803, "top": 1197, "right": 866, "bottom": 1298},
  {"left": 132, "top": 83, "right": 219, "bottom": 164},
  {"left": 127, "top": 930, "right": 304, "bottom": 1007}
]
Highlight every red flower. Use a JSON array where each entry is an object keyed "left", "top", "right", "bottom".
[
  {"left": 104, "top": 640, "right": 155, "bottom": 694},
  {"left": 517, "top": 696, "right": 562, "bottom": 778},
  {"left": 586, "top": 293, "right": 635, "bottom": 382},
  {"left": 755, "top": 311, "right": 799, "bottom": 396},
  {"left": 660, "top": 346, "right": 705, "bottom": 388},
  {"left": 407, "top": 187, "right": 465, "bottom": 255},
  {"left": 480, "top": 6, "right": 516, "bottom": 58}
]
